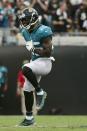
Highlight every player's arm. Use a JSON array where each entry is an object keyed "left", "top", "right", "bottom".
[
  {"left": 34, "top": 36, "right": 52, "bottom": 57},
  {"left": 20, "top": 28, "right": 34, "bottom": 51}
]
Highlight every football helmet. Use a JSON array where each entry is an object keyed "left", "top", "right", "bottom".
[{"left": 18, "top": 8, "right": 39, "bottom": 31}]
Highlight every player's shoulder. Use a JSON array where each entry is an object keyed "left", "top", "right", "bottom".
[
  {"left": 38, "top": 24, "right": 53, "bottom": 34},
  {"left": 38, "top": 24, "right": 53, "bottom": 38}
]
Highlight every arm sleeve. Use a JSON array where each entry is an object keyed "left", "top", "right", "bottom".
[{"left": 20, "top": 28, "right": 32, "bottom": 42}]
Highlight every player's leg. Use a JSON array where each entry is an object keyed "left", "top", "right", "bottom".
[
  {"left": 22, "top": 65, "right": 46, "bottom": 110},
  {"left": 35, "top": 74, "right": 47, "bottom": 111},
  {"left": 22, "top": 66, "right": 41, "bottom": 92},
  {"left": 20, "top": 88, "right": 26, "bottom": 115},
  {"left": 19, "top": 78, "right": 35, "bottom": 126},
  {"left": 30, "top": 58, "right": 52, "bottom": 110},
  {"left": 22, "top": 64, "right": 46, "bottom": 111},
  {"left": 33, "top": 91, "right": 38, "bottom": 115},
  {"left": 22, "top": 58, "right": 52, "bottom": 111}
]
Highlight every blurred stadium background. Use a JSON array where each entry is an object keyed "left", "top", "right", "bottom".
[{"left": 0, "top": 0, "right": 87, "bottom": 117}]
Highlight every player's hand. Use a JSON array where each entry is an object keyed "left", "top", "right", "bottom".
[
  {"left": 26, "top": 40, "right": 34, "bottom": 51},
  {"left": 36, "top": 0, "right": 40, "bottom": 3}
]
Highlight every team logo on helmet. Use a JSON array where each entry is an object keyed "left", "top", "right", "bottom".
[{"left": 18, "top": 8, "right": 39, "bottom": 30}]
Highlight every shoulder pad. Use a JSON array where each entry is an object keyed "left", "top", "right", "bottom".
[{"left": 38, "top": 25, "right": 53, "bottom": 39}]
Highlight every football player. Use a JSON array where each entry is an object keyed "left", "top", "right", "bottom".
[{"left": 17, "top": 7, "right": 54, "bottom": 126}]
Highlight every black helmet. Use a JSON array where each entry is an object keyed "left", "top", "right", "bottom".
[{"left": 18, "top": 8, "right": 39, "bottom": 31}]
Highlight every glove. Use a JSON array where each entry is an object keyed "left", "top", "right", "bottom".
[{"left": 26, "top": 40, "right": 34, "bottom": 51}]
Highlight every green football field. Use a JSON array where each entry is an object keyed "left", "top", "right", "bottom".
[{"left": 0, "top": 115, "right": 87, "bottom": 131}]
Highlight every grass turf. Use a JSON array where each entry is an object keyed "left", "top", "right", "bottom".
[{"left": 0, "top": 115, "right": 87, "bottom": 131}]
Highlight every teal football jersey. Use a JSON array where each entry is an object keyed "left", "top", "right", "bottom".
[
  {"left": 0, "top": 66, "right": 8, "bottom": 84},
  {"left": 20, "top": 25, "right": 53, "bottom": 61}
]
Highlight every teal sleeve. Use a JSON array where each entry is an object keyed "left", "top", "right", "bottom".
[{"left": 20, "top": 28, "right": 31, "bottom": 42}]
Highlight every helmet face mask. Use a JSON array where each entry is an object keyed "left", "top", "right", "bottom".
[
  {"left": 20, "top": 16, "right": 31, "bottom": 29},
  {"left": 18, "top": 8, "right": 39, "bottom": 31}
]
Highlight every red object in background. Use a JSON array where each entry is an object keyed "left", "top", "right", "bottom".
[{"left": 17, "top": 70, "right": 25, "bottom": 88}]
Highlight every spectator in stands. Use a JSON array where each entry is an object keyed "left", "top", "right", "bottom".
[
  {"left": 0, "top": 1, "right": 4, "bottom": 27},
  {"left": 0, "top": 62, "right": 8, "bottom": 114},
  {"left": 75, "top": 0, "right": 87, "bottom": 32},
  {"left": 69, "top": 0, "right": 83, "bottom": 20},
  {"left": 2, "top": 27, "right": 18, "bottom": 46},
  {"left": 0, "top": 0, "right": 14, "bottom": 27},
  {"left": 48, "top": 0, "right": 59, "bottom": 28},
  {"left": 31, "top": 0, "right": 49, "bottom": 26},
  {"left": 52, "top": 1, "right": 72, "bottom": 33},
  {"left": 8, "top": 0, "right": 15, "bottom": 7},
  {"left": 48, "top": 0, "right": 59, "bottom": 15}
]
